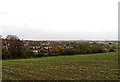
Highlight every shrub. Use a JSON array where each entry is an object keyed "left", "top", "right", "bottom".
[
  {"left": 90, "top": 45, "right": 105, "bottom": 53},
  {"left": 35, "top": 53, "right": 44, "bottom": 57}
]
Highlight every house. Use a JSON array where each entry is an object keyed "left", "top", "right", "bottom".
[{"left": 22, "top": 40, "right": 75, "bottom": 53}]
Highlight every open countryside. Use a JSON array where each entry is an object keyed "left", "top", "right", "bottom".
[
  {"left": 2, "top": 52, "right": 118, "bottom": 80},
  {"left": 1, "top": 0, "right": 119, "bottom": 81},
  {"left": 1, "top": 35, "right": 119, "bottom": 80}
]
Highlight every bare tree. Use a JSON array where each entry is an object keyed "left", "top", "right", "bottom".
[{"left": 6, "top": 35, "right": 19, "bottom": 40}]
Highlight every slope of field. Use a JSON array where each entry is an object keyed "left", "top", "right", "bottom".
[{"left": 2, "top": 52, "right": 118, "bottom": 80}]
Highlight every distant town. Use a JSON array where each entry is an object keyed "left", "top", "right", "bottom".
[
  {"left": 21, "top": 40, "right": 118, "bottom": 54},
  {"left": 1, "top": 35, "right": 119, "bottom": 80},
  {"left": 2, "top": 35, "right": 118, "bottom": 56}
]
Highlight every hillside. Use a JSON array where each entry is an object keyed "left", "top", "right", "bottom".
[{"left": 2, "top": 52, "right": 118, "bottom": 80}]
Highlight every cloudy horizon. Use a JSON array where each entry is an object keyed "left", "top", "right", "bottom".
[{"left": 0, "top": 0, "right": 119, "bottom": 40}]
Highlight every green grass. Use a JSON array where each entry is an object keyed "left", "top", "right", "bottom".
[{"left": 2, "top": 52, "right": 118, "bottom": 80}]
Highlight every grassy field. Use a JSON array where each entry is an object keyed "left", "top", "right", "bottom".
[{"left": 2, "top": 52, "right": 118, "bottom": 80}]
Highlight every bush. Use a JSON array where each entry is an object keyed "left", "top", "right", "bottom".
[
  {"left": 34, "top": 53, "right": 44, "bottom": 57},
  {"left": 108, "top": 49, "right": 115, "bottom": 52},
  {"left": 58, "top": 48, "right": 75, "bottom": 55},
  {"left": 90, "top": 45, "right": 105, "bottom": 53},
  {"left": 73, "top": 42, "right": 91, "bottom": 54}
]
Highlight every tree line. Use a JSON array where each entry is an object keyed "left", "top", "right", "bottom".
[{"left": 2, "top": 35, "right": 117, "bottom": 59}]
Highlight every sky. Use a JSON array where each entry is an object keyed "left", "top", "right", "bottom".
[{"left": 0, "top": 0, "right": 119, "bottom": 40}]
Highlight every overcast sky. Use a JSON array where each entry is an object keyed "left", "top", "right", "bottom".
[{"left": 0, "top": 0, "right": 119, "bottom": 40}]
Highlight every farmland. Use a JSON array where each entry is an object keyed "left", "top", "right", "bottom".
[{"left": 2, "top": 52, "right": 118, "bottom": 80}]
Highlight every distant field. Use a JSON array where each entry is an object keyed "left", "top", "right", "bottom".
[{"left": 2, "top": 52, "right": 118, "bottom": 80}]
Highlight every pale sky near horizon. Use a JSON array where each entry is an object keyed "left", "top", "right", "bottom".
[{"left": 0, "top": 0, "right": 119, "bottom": 40}]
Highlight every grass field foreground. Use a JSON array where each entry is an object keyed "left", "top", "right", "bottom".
[{"left": 2, "top": 52, "right": 118, "bottom": 80}]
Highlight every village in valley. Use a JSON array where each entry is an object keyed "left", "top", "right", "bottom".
[
  {"left": 1, "top": 35, "right": 119, "bottom": 80},
  {"left": 22, "top": 40, "right": 118, "bottom": 54},
  {"left": 2, "top": 35, "right": 118, "bottom": 58}
]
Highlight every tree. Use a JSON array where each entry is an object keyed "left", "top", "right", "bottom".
[
  {"left": 6, "top": 35, "right": 22, "bottom": 58},
  {"left": 6, "top": 35, "right": 19, "bottom": 40},
  {"left": 2, "top": 35, "right": 32, "bottom": 59},
  {"left": 74, "top": 42, "right": 91, "bottom": 54},
  {"left": 90, "top": 44, "right": 105, "bottom": 53},
  {"left": 2, "top": 39, "right": 11, "bottom": 59}
]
